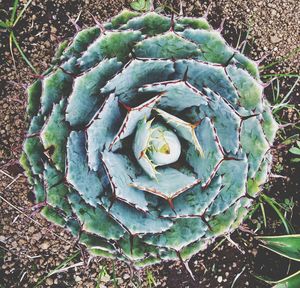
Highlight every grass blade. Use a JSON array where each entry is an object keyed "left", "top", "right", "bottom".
[
  {"left": 10, "top": 0, "right": 19, "bottom": 22},
  {"left": 11, "top": 32, "right": 38, "bottom": 73},
  {"left": 261, "top": 194, "right": 293, "bottom": 234},
  {"left": 9, "top": 31, "right": 17, "bottom": 73},
  {"left": 0, "top": 20, "right": 9, "bottom": 29},
  {"left": 260, "top": 46, "right": 300, "bottom": 71},
  {"left": 33, "top": 251, "right": 80, "bottom": 287},
  {"left": 13, "top": 0, "right": 34, "bottom": 26},
  {"left": 259, "top": 202, "right": 267, "bottom": 228},
  {"left": 262, "top": 73, "right": 300, "bottom": 79}
]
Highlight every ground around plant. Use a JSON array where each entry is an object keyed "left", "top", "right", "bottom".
[{"left": 0, "top": 0, "right": 299, "bottom": 287}]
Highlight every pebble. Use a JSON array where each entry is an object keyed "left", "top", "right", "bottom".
[
  {"left": 270, "top": 35, "right": 281, "bottom": 43},
  {"left": 217, "top": 276, "right": 223, "bottom": 283},
  {"left": 41, "top": 242, "right": 50, "bottom": 250}
]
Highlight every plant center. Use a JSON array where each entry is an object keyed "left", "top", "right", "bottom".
[{"left": 147, "top": 123, "right": 181, "bottom": 166}]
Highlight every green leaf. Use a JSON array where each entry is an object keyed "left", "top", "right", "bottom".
[
  {"left": 134, "top": 32, "right": 202, "bottom": 59},
  {"left": 289, "top": 147, "right": 300, "bottom": 155},
  {"left": 257, "top": 234, "right": 300, "bottom": 261},
  {"left": 0, "top": 20, "right": 9, "bottom": 29},
  {"left": 130, "top": 0, "right": 150, "bottom": 12},
  {"left": 41, "top": 99, "right": 68, "bottom": 172},
  {"left": 10, "top": 0, "right": 19, "bottom": 23},
  {"left": 256, "top": 270, "right": 300, "bottom": 288},
  {"left": 66, "top": 58, "right": 122, "bottom": 127}
]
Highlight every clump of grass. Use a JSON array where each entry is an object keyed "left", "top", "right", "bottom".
[{"left": 0, "top": 0, "right": 37, "bottom": 73}]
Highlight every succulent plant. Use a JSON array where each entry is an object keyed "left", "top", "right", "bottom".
[{"left": 21, "top": 9, "right": 278, "bottom": 267}]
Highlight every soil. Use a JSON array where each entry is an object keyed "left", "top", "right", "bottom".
[{"left": 0, "top": 0, "right": 299, "bottom": 287}]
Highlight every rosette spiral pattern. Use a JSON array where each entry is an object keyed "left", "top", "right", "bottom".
[{"left": 21, "top": 10, "right": 278, "bottom": 266}]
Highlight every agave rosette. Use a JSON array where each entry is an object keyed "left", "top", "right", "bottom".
[{"left": 21, "top": 10, "right": 278, "bottom": 266}]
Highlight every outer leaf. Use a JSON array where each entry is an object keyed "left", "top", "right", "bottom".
[
  {"left": 41, "top": 99, "right": 68, "bottom": 172},
  {"left": 66, "top": 58, "right": 123, "bottom": 127},
  {"left": 78, "top": 31, "right": 142, "bottom": 70},
  {"left": 133, "top": 32, "right": 202, "bottom": 59},
  {"left": 101, "top": 59, "right": 175, "bottom": 105},
  {"left": 131, "top": 167, "right": 200, "bottom": 199},
  {"left": 87, "top": 94, "right": 123, "bottom": 171},
  {"left": 120, "top": 12, "right": 171, "bottom": 36},
  {"left": 66, "top": 131, "right": 107, "bottom": 206}
]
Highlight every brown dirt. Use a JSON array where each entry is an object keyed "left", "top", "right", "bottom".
[{"left": 0, "top": 0, "right": 299, "bottom": 287}]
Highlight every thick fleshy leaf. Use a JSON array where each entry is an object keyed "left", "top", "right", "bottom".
[
  {"left": 28, "top": 114, "right": 44, "bottom": 134},
  {"left": 206, "top": 201, "right": 242, "bottom": 237},
  {"left": 69, "top": 193, "right": 125, "bottom": 240},
  {"left": 133, "top": 32, "right": 201, "bottom": 58},
  {"left": 240, "top": 117, "right": 270, "bottom": 177},
  {"left": 101, "top": 59, "right": 175, "bottom": 105},
  {"left": 78, "top": 31, "right": 142, "bottom": 70},
  {"left": 144, "top": 218, "right": 207, "bottom": 250},
  {"left": 40, "top": 67, "right": 73, "bottom": 115},
  {"left": 185, "top": 117, "right": 223, "bottom": 184},
  {"left": 109, "top": 94, "right": 162, "bottom": 151},
  {"left": 131, "top": 167, "right": 200, "bottom": 199},
  {"left": 66, "top": 58, "right": 123, "bottom": 127},
  {"left": 23, "top": 137, "right": 44, "bottom": 175},
  {"left": 174, "top": 60, "right": 239, "bottom": 106},
  {"left": 155, "top": 108, "right": 203, "bottom": 155},
  {"left": 62, "top": 26, "right": 100, "bottom": 59},
  {"left": 247, "top": 157, "right": 270, "bottom": 197},
  {"left": 108, "top": 9, "right": 140, "bottom": 29},
  {"left": 179, "top": 240, "right": 209, "bottom": 261},
  {"left": 139, "top": 80, "right": 208, "bottom": 114},
  {"left": 120, "top": 12, "right": 171, "bottom": 36},
  {"left": 233, "top": 53, "right": 259, "bottom": 79},
  {"left": 180, "top": 29, "right": 234, "bottom": 64},
  {"left": 262, "top": 101, "right": 279, "bottom": 143},
  {"left": 118, "top": 234, "right": 157, "bottom": 260},
  {"left": 27, "top": 80, "right": 42, "bottom": 118},
  {"left": 157, "top": 176, "right": 222, "bottom": 218},
  {"left": 198, "top": 88, "right": 241, "bottom": 154},
  {"left": 206, "top": 158, "right": 248, "bottom": 216},
  {"left": 41, "top": 99, "right": 68, "bottom": 172},
  {"left": 33, "top": 178, "right": 46, "bottom": 203},
  {"left": 101, "top": 150, "right": 149, "bottom": 211},
  {"left": 175, "top": 17, "right": 210, "bottom": 31},
  {"left": 20, "top": 152, "right": 34, "bottom": 184},
  {"left": 87, "top": 94, "right": 123, "bottom": 171},
  {"left": 40, "top": 206, "right": 66, "bottom": 227},
  {"left": 226, "top": 65, "right": 263, "bottom": 111},
  {"left": 43, "top": 162, "right": 71, "bottom": 214},
  {"left": 108, "top": 201, "right": 172, "bottom": 234},
  {"left": 132, "top": 118, "right": 157, "bottom": 179},
  {"left": 66, "top": 131, "right": 107, "bottom": 206},
  {"left": 79, "top": 232, "right": 116, "bottom": 253}
]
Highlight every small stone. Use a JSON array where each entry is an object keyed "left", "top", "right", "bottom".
[
  {"left": 46, "top": 278, "right": 54, "bottom": 285},
  {"left": 270, "top": 35, "right": 281, "bottom": 44},
  {"left": 74, "top": 276, "right": 81, "bottom": 282},
  {"left": 41, "top": 242, "right": 50, "bottom": 250},
  {"left": 101, "top": 274, "right": 110, "bottom": 282},
  {"left": 217, "top": 276, "right": 223, "bottom": 283},
  {"left": 51, "top": 26, "right": 57, "bottom": 34},
  {"left": 123, "top": 273, "right": 130, "bottom": 280}
]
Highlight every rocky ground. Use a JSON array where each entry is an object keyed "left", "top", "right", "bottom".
[{"left": 0, "top": 0, "right": 299, "bottom": 287}]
